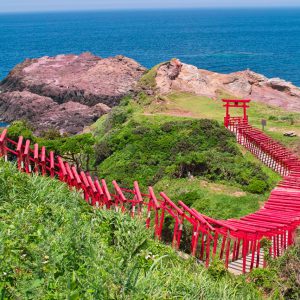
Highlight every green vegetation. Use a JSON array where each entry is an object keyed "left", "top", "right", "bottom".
[
  {"left": 92, "top": 98, "right": 279, "bottom": 219},
  {"left": 138, "top": 62, "right": 166, "bottom": 90},
  {"left": 154, "top": 178, "right": 263, "bottom": 219},
  {"left": 7, "top": 122, "right": 95, "bottom": 171},
  {"left": 0, "top": 160, "right": 266, "bottom": 299},
  {"left": 6, "top": 120, "right": 35, "bottom": 141},
  {"left": 1, "top": 83, "right": 299, "bottom": 298},
  {"left": 245, "top": 241, "right": 300, "bottom": 299},
  {"left": 6, "top": 93, "right": 283, "bottom": 222},
  {"left": 147, "top": 92, "right": 300, "bottom": 152},
  {"left": 269, "top": 242, "right": 300, "bottom": 299}
]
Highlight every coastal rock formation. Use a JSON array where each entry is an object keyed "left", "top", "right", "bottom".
[
  {"left": 0, "top": 53, "right": 146, "bottom": 134},
  {"left": 156, "top": 60, "right": 300, "bottom": 112},
  {"left": 0, "top": 91, "right": 110, "bottom": 135},
  {"left": 2, "top": 53, "right": 300, "bottom": 134}
]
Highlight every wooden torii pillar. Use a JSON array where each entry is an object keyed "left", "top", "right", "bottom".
[{"left": 222, "top": 99, "right": 251, "bottom": 127}]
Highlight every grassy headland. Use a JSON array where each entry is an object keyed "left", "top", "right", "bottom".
[{"left": 91, "top": 96, "right": 280, "bottom": 219}]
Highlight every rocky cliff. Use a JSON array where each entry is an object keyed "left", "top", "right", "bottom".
[
  {"left": 0, "top": 53, "right": 146, "bottom": 135},
  {"left": 156, "top": 59, "right": 300, "bottom": 112}
]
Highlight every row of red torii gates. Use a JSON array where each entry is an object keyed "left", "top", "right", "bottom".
[{"left": 0, "top": 99, "right": 299, "bottom": 274}]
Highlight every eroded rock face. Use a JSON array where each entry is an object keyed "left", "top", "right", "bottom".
[
  {"left": 0, "top": 91, "right": 56, "bottom": 122},
  {"left": 0, "top": 91, "right": 110, "bottom": 135},
  {"left": 0, "top": 53, "right": 146, "bottom": 134},
  {"left": 156, "top": 60, "right": 300, "bottom": 112}
]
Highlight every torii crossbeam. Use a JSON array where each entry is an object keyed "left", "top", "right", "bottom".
[{"left": 222, "top": 99, "right": 251, "bottom": 127}]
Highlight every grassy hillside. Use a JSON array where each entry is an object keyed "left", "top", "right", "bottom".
[
  {"left": 0, "top": 159, "right": 268, "bottom": 300},
  {"left": 145, "top": 92, "right": 300, "bottom": 153},
  {"left": 92, "top": 98, "right": 280, "bottom": 220}
]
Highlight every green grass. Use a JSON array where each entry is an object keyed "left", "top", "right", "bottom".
[
  {"left": 152, "top": 146, "right": 281, "bottom": 220},
  {"left": 1, "top": 93, "right": 297, "bottom": 299},
  {"left": 138, "top": 63, "right": 166, "bottom": 90},
  {"left": 148, "top": 92, "right": 300, "bottom": 150},
  {"left": 0, "top": 160, "right": 267, "bottom": 299},
  {"left": 154, "top": 178, "right": 264, "bottom": 219}
]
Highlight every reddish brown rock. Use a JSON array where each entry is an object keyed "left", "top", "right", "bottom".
[
  {"left": 156, "top": 60, "right": 300, "bottom": 112},
  {"left": 37, "top": 101, "right": 110, "bottom": 135},
  {"left": 1, "top": 53, "right": 146, "bottom": 106},
  {"left": 0, "top": 91, "right": 56, "bottom": 122},
  {"left": 0, "top": 53, "right": 146, "bottom": 134},
  {"left": 0, "top": 91, "right": 110, "bottom": 135}
]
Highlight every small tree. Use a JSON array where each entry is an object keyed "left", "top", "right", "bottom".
[
  {"left": 39, "top": 133, "right": 96, "bottom": 171},
  {"left": 7, "top": 120, "right": 35, "bottom": 141}
]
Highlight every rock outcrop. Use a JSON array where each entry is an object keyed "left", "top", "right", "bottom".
[
  {"left": 156, "top": 60, "right": 300, "bottom": 112},
  {"left": 0, "top": 91, "right": 110, "bottom": 135},
  {"left": 0, "top": 53, "right": 146, "bottom": 134}
]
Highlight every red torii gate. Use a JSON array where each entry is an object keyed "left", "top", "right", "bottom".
[{"left": 222, "top": 99, "right": 251, "bottom": 127}]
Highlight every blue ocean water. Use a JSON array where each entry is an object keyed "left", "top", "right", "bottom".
[
  {"left": 0, "top": 9, "right": 300, "bottom": 85},
  {"left": 0, "top": 122, "right": 9, "bottom": 127}
]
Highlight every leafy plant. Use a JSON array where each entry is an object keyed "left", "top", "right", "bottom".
[
  {"left": 249, "top": 268, "right": 278, "bottom": 292},
  {"left": 7, "top": 120, "right": 35, "bottom": 141},
  {"left": 246, "top": 179, "right": 268, "bottom": 194},
  {"left": 208, "top": 259, "right": 228, "bottom": 279}
]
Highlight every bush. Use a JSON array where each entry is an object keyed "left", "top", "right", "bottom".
[
  {"left": 103, "top": 105, "right": 133, "bottom": 133},
  {"left": 249, "top": 268, "right": 278, "bottom": 292},
  {"left": 246, "top": 179, "right": 268, "bottom": 194},
  {"left": 7, "top": 120, "right": 35, "bottom": 141},
  {"left": 271, "top": 243, "right": 300, "bottom": 300},
  {"left": 177, "top": 191, "right": 202, "bottom": 207},
  {"left": 208, "top": 259, "right": 228, "bottom": 279},
  {"left": 94, "top": 139, "right": 113, "bottom": 164},
  {"left": 268, "top": 115, "right": 279, "bottom": 121},
  {"left": 39, "top": 128, "right": 62, "bottom": 140},
  {"left": 137, "top": 92, "right": 152, "bottom": 106}
]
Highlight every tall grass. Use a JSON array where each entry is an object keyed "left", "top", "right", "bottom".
[{"left": 0, "top": 160, "right": 264, "bottom": 299}]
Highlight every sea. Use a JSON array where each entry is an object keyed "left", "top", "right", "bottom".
[
  {"left": 0, "top": 122, "right": 9, "bottom": 127},
  {"left": 0, "top": 8, "right": 300, "bottom": 85}
]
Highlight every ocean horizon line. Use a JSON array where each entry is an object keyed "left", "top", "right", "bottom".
[{"left": 1, "top": 6, "right": 300, "bottom": 15}]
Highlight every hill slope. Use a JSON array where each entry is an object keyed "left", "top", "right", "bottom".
[
  {"left": 0, "top": 160, "right": 266, "bottom": 299},
  {"left": 92, "top": 98, "right": 280, "bottom": 220}
]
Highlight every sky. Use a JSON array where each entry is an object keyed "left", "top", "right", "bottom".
[{"left": 0, "top": 0, "right": 300, "bottom": 13}]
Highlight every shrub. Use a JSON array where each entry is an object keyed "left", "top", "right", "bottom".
[
  {"left": 246, "top": 179, "right": 268, "bottom": 194},
  {"left": 7, "top": 120, "right": 35, "bottom": 141},
  {"left": 271, "top": 243, "right": 300, "bottom": 300},
  {"left": 208, "top": 259, "right": 228, "bottom": 279},
  {"left": 177, "top": 191, "right": 202, "bottom": 207},
  {"left": 103, "top": 105, "right": 133, "bottom": 132},
  {"left": 95, "top": 116, "right": 272, "bottom": 192},
  {"left": 249, "top": 268, "right": 278, "bottom": 292},
  {"left": 137, "top": 92, "right": 152, "bottom": 106},
  {"left": 39, "top": 128, "right": 63, "bottom": 140},
  {"left": 94, "top": 139, "right": 113, "bottom": 164},
  {"left": 268, "top": 115, "right": 279, "bottom": 121}
]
